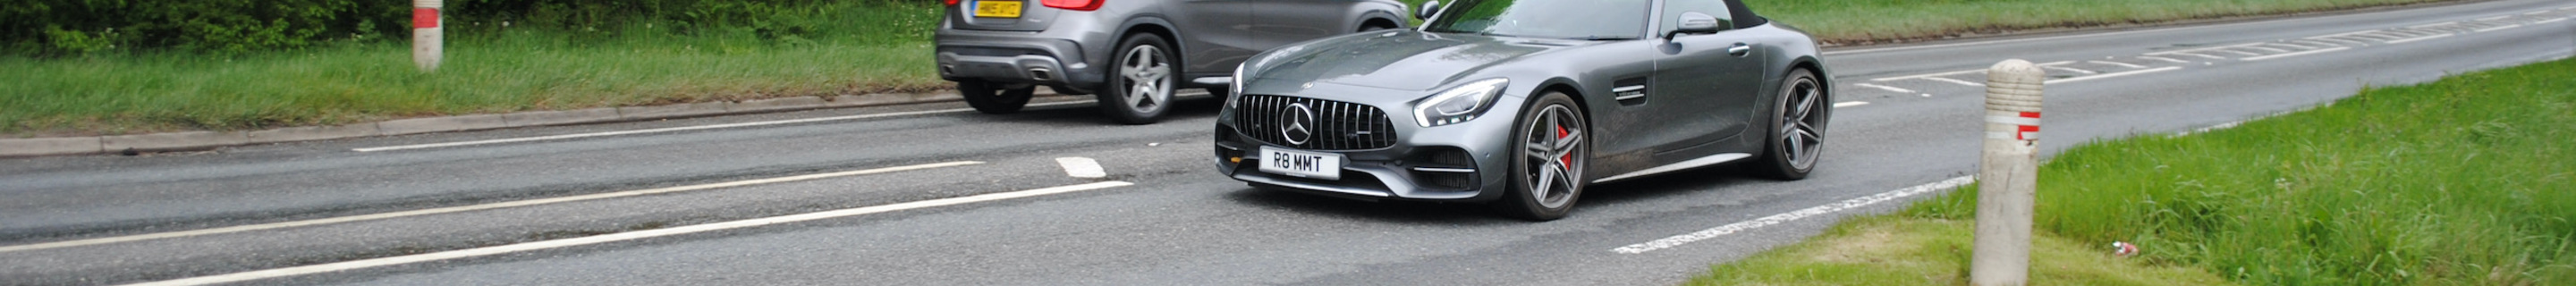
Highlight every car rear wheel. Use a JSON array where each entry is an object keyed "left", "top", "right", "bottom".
[
  {"left": 958, "top": 80, "right": 1036, "bottom": 114},
  {"left": 1495, "top": 91, "right": 1587, "bottom": 221},
  {"left": 1750, "top": 69, "right": 1828, "bottom": 180},
  {"left": 1100, "top": 34, "right": 1177, "bottom": 124}
]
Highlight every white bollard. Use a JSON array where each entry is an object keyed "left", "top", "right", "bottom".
[
  {"left": 413, "top": 0, "right": 444, "bottom": 72},
  {"left": 1971, "top": 59, "right": 2044, "bottom": 286}
]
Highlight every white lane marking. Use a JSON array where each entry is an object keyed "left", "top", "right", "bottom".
[
  {"left": 2307, "top": 29, "right": 2381, "bottom": 39},
  {"left": 2539, "top": 18, "right": 2567, "bottom": 24},
  {"left": 1822, "top": 21, "right": 2241, "bottom": 55},
  {"left": 2087, "top": 61, "right": 2148, "bottom": 69},
  {"left": 2040, "top": 65, "right": 2100, "bottom": 75},
  {"left": 2409, "top": 21, "right": 2461, "bottom": 29},
  {"left": 1852, "top": 83, "right": 1916, "bottom": 94},
  {"left": 1612, "top": 176, "right": 1975, "bottom": 254},
  {"left": 0, "top": 161, "right": 982, "bottom": 254},
  {"left": 2032, "top": 61, "right": 2076, "bottom": 66},
  {"left": 2475, "top": 24, "right": 2524, "bottom": 32},
  {"left": 353, "top": 101, "right": 1099, "bottom": 152},
  {"left": 2178, "top": 121, "right": 2246, "bottom": 136},
  {"left": 2384, "top": 34, "right": 2453, "bottom": 45},
  {"left": 2298, "top": 38, "right": 2362, "bottom": 46},
  {"left": 2146, "top": 42, "right": 2265, "bottom": 55},
  {"left": 2478, "top": 15, "right": 2512, "bottom": 21},
  {"left": 1056, "top": 157, "right": 1106, "bottom": 178},
  {"left": 2240, "top": 46, "right": 2290, "bottom": 53},
  {"left": 1870, "top": 70, "right": 1985, "bottom": 81},
  {"left": 2045, "top": 66, "right": 2183, "bottom": 84},
  {"left": 2211, "top": 49, "right": 2265, "bottom": 56},
  {"left": 2241, "top": 46, "right": 2353, "bottom": 61},
  {"left": 2135, "top": 55, "right": 2191, "bottom": 63},
  {"left": 122, "top": 181, "right": 1134, "bottom": 286},
  {"left": 1832, "top": 101, "right": 1869, "bottom": 108},
  {"left": 1920, "top": 77, "right": 1987, "bottom": 87},
  {"left": 2263, "top": 42, "right": 2316, "bottom": 49},
  {"left": 2166, "top": 52, "right": 2230, "bottom": 60}
]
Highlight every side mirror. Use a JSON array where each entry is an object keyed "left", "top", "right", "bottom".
[
  {"left": 1665, "top": 12, "right": 1724, "bottom": 40},
  {"left": 1415, "top": 1, "right": 1441, "bottom": 21}
]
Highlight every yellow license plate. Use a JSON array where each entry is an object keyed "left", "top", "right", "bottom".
[{"left": 974, "top": 1, "right": 1022, "bottom": 18}]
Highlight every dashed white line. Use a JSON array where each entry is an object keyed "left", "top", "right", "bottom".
[
  {"left": 2409, "top": 21, "right": 2461, "bottom": 29},
  {"left": 2046, "top": 66, "right": 2183, "bottom": 84},
  {"left": 0, "top": 161, "right": 985, "bottom": 254},
  {"left": 1611, "top": 176, "right": 1974, "bottom": 254},
  {"left": 123, "top": 181, "right": 1135, "bottom": 286},
  {"left": 352, "top": 101, "right": 1100, "bottom": 152},
  {"left": 1056, "top": 157, "right": 1106, "bottom": 178},
  {"left": 2261, "top": 42, "right": 2314, "bottom": 49},
  {"left": 2478, "top": 15, "right": 2513, "bottom": 21},
  {"left": 1832, "top": 101, "right": 1869, "bottom": 108},
  {"left": 2242, "top": 46, "right": 2353, "bottom": 61},
  {"left": 1920, "top": 77, "right": 1987, "bottom": 87},
  {"left": 2475, "top": 24, "right": 2524, "bottom": 32},
  {"left": 1852, "top": 83, "right": 1916, "bottom": 93},
  {"left": 2539, "top": 18, "right": 2567, "bottom": 24},
  {"left": 2148, "top": 42, "right": 2265, "bottom": 55},
  {"left": 2384, "top": 33, "right": 2453, "bottom": 45},
  {"left": 1870, "top": 69, "right": 1986, "bottom": 81},
  {"left": 2040, "top": 65, "right": 2099, "bottom": 75},
  {"left": 2240, "top": 46, "right": 2290, "bottom": 53},
  {"left": 2212, "top": 49, "right": 2264, "bottom": 56},
  {"left": 2135, "top": 55, "right": 2191, "bottom": 63},
  {"left": 2297, "top": 38, "right": 2363, "bottom": 46},
  {"left": 2086, "top": 61, "right": 2148, "bottom": 69},
  {"left": 2165, "top": 52, "right": 2229, "bottom": 60}
]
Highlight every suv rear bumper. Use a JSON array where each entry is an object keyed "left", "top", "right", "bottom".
[{"left": 936, "top": 31, "right": 1105, "bottom": 94}]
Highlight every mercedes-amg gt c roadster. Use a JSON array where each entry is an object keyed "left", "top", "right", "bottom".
[{"left": 1211, "top": 0, "right": 1833, "bottom": 221}]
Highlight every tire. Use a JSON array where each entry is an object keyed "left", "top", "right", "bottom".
[
  {"left": 1493, "top": 91, "right": 1589, "bottom": 221},
  {"left": 1098, "top": 34, "right": 1178, "bottom": 124},
  {"left": 958, "top": 80, "right": 1035, "bottom": 114},
  {"left": 1748, "top": 69, "right": 1828, "bottom": 180}
]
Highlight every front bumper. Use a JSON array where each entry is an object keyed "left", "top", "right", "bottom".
[{"left": 1210, "top": 82, "right": 1529, "bottom": 202}]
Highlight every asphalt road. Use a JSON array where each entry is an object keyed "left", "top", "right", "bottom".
[{"left": 4, "top": 1, "right": 2572, "bottom": 284}]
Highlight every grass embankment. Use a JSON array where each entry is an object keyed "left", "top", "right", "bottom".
[
  {"left": 1693, "top": 58, "right": 2576, "bottom": 284},
  {"left": 0, "top": 0, "right": 2474, "bottom": 136},
  {"left": 0, "top": 2, "right": 944, "bottom": 137}
]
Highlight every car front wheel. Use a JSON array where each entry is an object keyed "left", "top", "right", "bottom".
[{"left": 1494, "top": 91, "right": 1588, "bottom": 221}]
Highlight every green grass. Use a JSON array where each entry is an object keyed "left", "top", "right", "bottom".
[
  {"left": 1691, "top": 216, "right": 2238, "bottom": 285},
  {"left": 1698, "top": 57, "right": 2576, "bottom": 284},
  {"left": 1750, "top": 0, "right": 2461, "bottom": 44},
  {"left": 0, "top": 2, "right": 945, "bottom": 136}
]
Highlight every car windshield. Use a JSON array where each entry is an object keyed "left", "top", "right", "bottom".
[{"left": 1421, "top": 0, "right": 1650, "bottom": 40}]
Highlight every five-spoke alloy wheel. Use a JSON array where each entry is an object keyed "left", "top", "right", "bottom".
[{"left": 1496, "top": 91, "right": 1589, "bottom": 221}]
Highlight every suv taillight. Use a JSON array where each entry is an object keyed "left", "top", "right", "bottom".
[
  {"left": 1042, "top": 0, "right": 1103, "bottom": 11},
  {"left": 945, "top": 0, "right": 960, "bottom": 5}
]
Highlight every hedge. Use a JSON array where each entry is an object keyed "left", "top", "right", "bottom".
[{"left": 2, "top": 0, "right": 922, "bottom": 56}]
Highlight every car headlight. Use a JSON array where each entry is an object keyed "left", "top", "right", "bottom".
[
  {"left": 1226, "top": 63, "right": 1247, "bottom": 108},
  {"left": 1413, "top": 78, "right": 1508, "bottom": 127}
]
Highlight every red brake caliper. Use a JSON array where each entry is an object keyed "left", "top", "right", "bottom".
[{"left": 1555, "top": 126, "right": 1572, "bottom": 166}]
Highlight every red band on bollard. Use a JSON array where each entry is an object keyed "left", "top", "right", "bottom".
[
  {"left": 2019, "top": 112, "right": 2040, "bottom": 118},
  {"left": 414, "top": 8, "right": 440, "bottom": 29}
]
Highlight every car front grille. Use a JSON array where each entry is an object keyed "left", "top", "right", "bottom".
[{"left": 1234, "top": 95, "right": 1399, "bottom": 150}]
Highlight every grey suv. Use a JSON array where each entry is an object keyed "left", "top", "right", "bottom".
[{"left": 936, "top": 0, "right": 1411, "bottom": 124}]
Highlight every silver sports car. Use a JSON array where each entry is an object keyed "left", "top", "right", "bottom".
[{"left": 1211, "top": 0, "right": 1833, "bottom": 221}]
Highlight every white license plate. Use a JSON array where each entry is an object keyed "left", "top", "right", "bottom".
[{"left": 1258, "top": 147, "right": 1343, "bottom": 181}]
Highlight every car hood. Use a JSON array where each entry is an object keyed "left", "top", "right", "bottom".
[{"left": 1246, "top": 30, "right": 1586, "bottom": 91}]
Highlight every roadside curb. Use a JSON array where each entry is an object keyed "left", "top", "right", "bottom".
[{"left": 0, "top": 90, "right": 1000, "bottom": 157}]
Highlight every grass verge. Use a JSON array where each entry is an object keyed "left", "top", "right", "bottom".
[{"left": 1694, "top": 57, "right": 2576, "bottom": 284}]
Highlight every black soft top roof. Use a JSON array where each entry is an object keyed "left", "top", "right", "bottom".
[{"left": 1725, "top": 0, "right": 1767, "bottom": 29}]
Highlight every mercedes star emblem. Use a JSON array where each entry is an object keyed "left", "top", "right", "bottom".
[{"left": 1280, "top": 102, "right": 1317, "bottom": 145}]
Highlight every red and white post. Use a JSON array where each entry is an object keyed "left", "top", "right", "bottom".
[
  {"left": 412, "top": 0, "right": 443, "bottom": 72},
  {"left": 1971, "top": 59, "right": 2044, "bottom": 286}
]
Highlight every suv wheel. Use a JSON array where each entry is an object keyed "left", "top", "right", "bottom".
[
  {"left": 1100, "top": 33, "right": 1177, "bottom": 124},
  {"left": 958, "top": 80, "right": 1036, "bottom": 114}
]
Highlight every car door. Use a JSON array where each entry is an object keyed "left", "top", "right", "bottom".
[
  {"left": 1647, "top": 0, "right": 1762, "bottom": 153},
  {"left": 1250, "top": 1, "right": 1356, "bottom": 48},
  {"left": 1176, "top": 0, "right": 1257, "bottom": 74}
]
